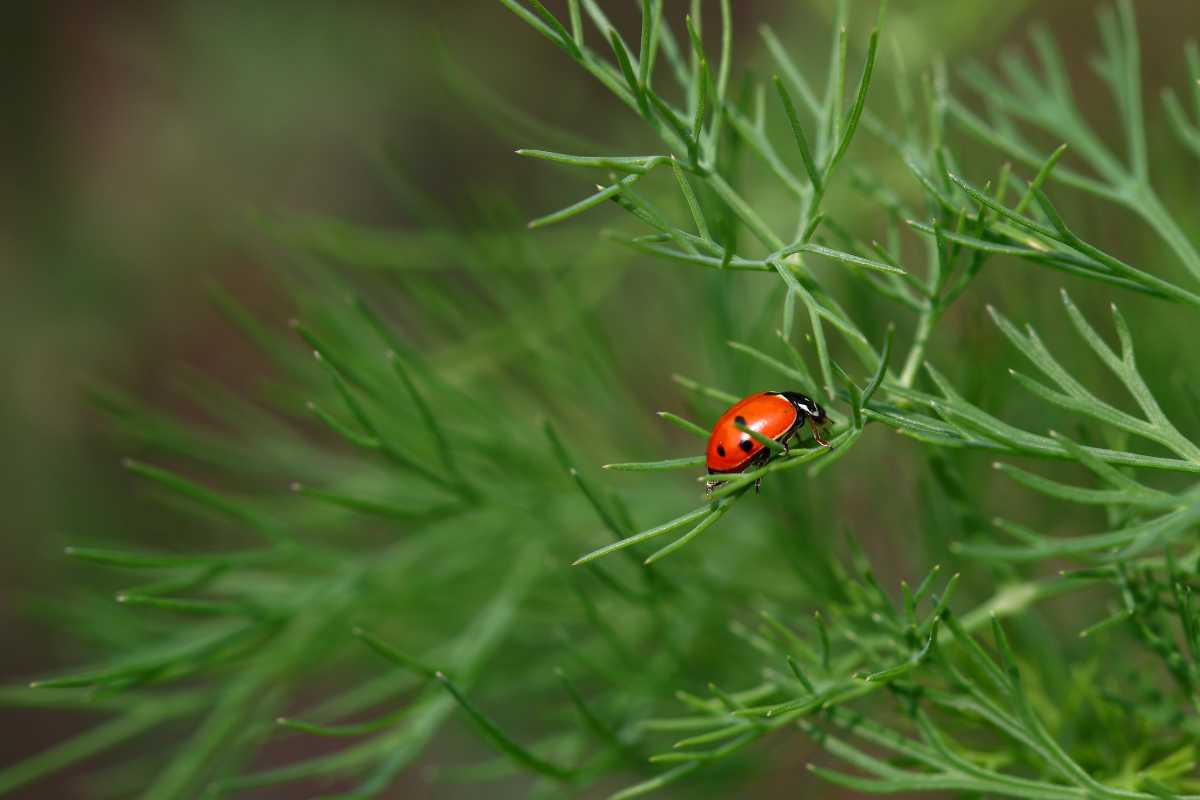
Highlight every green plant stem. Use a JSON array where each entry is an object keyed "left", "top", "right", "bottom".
[
  {"left": 1133, "top": 185, "right": 1200, "bottom": 286},
  {"left": 898, "top": 302, "right": 937, "bottom": 388}
]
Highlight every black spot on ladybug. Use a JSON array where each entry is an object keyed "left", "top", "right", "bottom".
[
  {"left": 739, "top": 438, "right": 754, "bottom": 453},
  {"left": 716, "top": 444, "right": 726, "bottom": 457},
  {"left": 734, "top": 415, "right": 746, "bottom": 426}
]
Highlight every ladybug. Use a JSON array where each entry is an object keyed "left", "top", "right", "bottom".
[{"left": 705, "top": 391, "right": 830, "bottom": 494}]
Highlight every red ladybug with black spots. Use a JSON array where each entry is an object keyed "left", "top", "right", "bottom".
[{"left": 705, "top": 391, "right": 830, "bottom": 494}]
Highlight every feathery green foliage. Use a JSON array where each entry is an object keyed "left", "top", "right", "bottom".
[{"left": 5, "top": 1, "right": 1200, "bottom": 798}]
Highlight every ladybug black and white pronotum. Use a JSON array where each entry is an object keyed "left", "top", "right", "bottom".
[{"left": 705, "top": 391, "right": 830, "bottom": 494}]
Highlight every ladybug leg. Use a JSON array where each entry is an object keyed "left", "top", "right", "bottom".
[
  {"left": 754, "top": 476, "right": 762, "bottom": 494},
  {"left": 810, "top": 417, "right": 833, "bottom": 448}
]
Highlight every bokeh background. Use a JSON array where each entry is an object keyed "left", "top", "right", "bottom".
[{"left": 4, "top": 1, "right": 1199, "bottom": 797}]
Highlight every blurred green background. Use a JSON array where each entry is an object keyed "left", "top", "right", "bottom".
[{"left": 3, "top": 1, "right": 1199, "bottom": 797}]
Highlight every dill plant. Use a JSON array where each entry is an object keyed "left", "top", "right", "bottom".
[{"left": 4, "top": 1, "right": 1200, "bottom": 798}]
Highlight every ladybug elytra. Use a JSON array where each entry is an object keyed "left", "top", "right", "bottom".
[{"left": 705, "top": 391, "right": 830, "bottom": 494}]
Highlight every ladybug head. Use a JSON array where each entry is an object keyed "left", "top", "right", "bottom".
[{"left": 781, "top": 391, "right": 827, "bottom": 425}]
